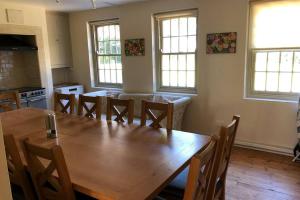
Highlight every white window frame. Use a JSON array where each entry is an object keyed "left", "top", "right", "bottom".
[
  {"left": 247, "top": 48, "right": 300, "bottom": 101},
  {"left": 154, "top": 9, "right": 198, "bottom": 94},
  {"left": 89, "top": 19, "right": 122, "bottom": 88},
  {"left": 246, "top": 1, "right": 300, "bottom": 102}
]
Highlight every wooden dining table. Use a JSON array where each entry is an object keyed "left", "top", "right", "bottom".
[{"left": 0, "top": 108, "right": 211, "bottom": 200}]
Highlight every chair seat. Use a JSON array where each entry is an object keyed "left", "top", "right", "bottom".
[
  {"left": 159, "top": 167, "right": 189, "bottom": 200},
  {"left": 75, "top": 191, "right": 97, "bottom": 200},
  {"left": 11, "top": 184, "right": 26, "bottom": 200}
]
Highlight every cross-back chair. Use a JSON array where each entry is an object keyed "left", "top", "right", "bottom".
[
  {"left": 78, "top": 95, "right": 102, "bottom": 120},
  {"left": 4, "top": 134, "right": 36, "bottom": 200},
  {"left": 183, "top": 135, "right": 218, "bottom": 200},
  {"left": 106, "top": 97, "right": 134, "bottom": 124},
  {"left": 141, "top": 100, "right": 174, "bottom": 130},
  {"left": 22, "top": 138, "right": 76, "bottom": 200},
  {"left": 0, "top": 91, "right": 21, "bottom": 112},
  {"left": 206, "top": 115, "right": 240, "bottom": 200},
  {"left": 54, "top": 93, "right": 75, "bottom": 114}
]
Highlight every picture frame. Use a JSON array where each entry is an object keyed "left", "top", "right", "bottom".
[
  {"left": 125, "top": 38, "right": 145, "bottom": 56},
  {"left": 206, "top": 32, "right": 237, "bottom": 54}
]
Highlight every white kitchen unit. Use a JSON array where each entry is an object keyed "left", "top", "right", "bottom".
[
  {"left": 54, "top": 85, "right": 84, "bottom": 95},
  {"left": 46, "top": 12, "right": 73, "bottom": 69}
]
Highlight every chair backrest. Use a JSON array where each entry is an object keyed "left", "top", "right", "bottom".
[
  {"left": 106, "top": 97, "right": 134, "bottom": 124},
  {"left": 4, "top": 134, "right": 36, "bottom": 200},
  {"left": 22, "top": 139, "right": 75, "bottom": 200},
  {"left": 54, "top": 93, "right": 75, "bottom": 114},
  {"left": 183, "top": 136, "right": 218, "bottom": 200},
  {"left": 0, "top": 91, "right": 21, "bottom": 111},
  {"left": 78, "top": 95, "right": 102, "bottom": 120},
  {"left": 140, "top": 100, "right": 174, "bottom": 130},
  {"left": 206, "top": 115, "right": 240, "bottom": 199}
]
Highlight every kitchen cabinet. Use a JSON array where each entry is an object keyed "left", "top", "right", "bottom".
[{"left": 46, "top": 12, "right": 72, "bottom": 69}]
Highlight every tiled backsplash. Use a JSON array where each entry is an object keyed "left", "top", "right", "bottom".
[{"left": 0, "top": 51, "right": 41, "bottom": 89}]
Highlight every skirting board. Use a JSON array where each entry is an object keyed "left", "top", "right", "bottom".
[{"left": 235, "top": 140, "right": 293, "bottom": 157}]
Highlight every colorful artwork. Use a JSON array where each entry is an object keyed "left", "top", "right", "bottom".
[
  {"left": 206, "top": 32, "right": 237, "bottom": 54},
  {"left": 125, "top": 39, "right": 145, "bottom": 56}
]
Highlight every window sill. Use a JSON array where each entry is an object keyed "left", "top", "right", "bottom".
[
  {"left": 91, "top": 86, "right": 123, "bottom": 92},
  {"left": 244, "top": 96, "right": 298, "bottom": 104},
  {"left": 155, "top": 90, "right": 198, "bottom": 97}
]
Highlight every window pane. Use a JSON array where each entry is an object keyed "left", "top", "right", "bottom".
[
  {"left": 105, "top": 70, "right": 111, "bottom": 82},
  {"left": 179, "top": 18, "right": 187, "bottom": 36},
  {"left": 266, "top": 72, "right": 278, "bottom": 91},
  {"left": 171, "top": 37, "right": 179, "bottom": 53},
  {"left": 188, "top": 17, "right": 197, "bottom": 35},
  {"left": 162, "top": 71, "right": 170, "bottom": 86},
  {"left": 254, "top": 72, "right": 266, "bottom": 91},
  {"left": 111, "top": 41, "right": 116, "bottom": 54},
  {"left": 104, "top": 26, "right": 109, "bottom": 40},
  {"left": 105, "top": 41, "right": 111, "bottom": 54},
  {"left": 187, "top": 71, "right": 195, "bottom": 87},
  {"left": 163, "top": 20, "right": 170, "bottom": 37},
  {"left": 292, "top": 73, "right": 300, "bottom": 92},
  {"left": 98, "top": 56, "right": 104, "bottom": 69},
  {"left": 267, "top": 52, "right": 280, "bottom": 71},
  {"left": 115, "top": 25, "right": 120, "bottom": 40},
  {"left": 116, "top": 41, "right": 121, "bottom": 54},
  {"left": 97, "top": 27, "right": 104, "bottom": 41},
  {"left": 170, "top": 55, "right": 178, "bottom": 70},
  {"left": 110, "top": 56, "right": 116, "bottom": 69},
  {"left": 171, "top": 18, "right": 179, "bottom": 36},
  {"left": 187, "top": 54, "right": 195, "bottom": 70},
  {"left": 162, "top": 55, "right": 170, "bottom": 70},
  {"left": 278, "top": 73, "right": 292, "bottom": 92},
  {"left": 178, "top": 71, "right": 187, "bottom": 87},
  {"left": 294, "top": 52, "right": 300, "bottom": 72},
  {"left": 109, "top": 25, "right": 115, "bottom": 40},
  {"left": 99, "top": 70, "right": 105, "bottom": 82},
  {"left": 104, "top": 56, "right": 110, "bottom": 69},
  {"left": 255, "top": 52, "right": 267, "bottom": 71},
  {"left": 179, "top": 36, "right": 188, "bottom": 52},
  {"left": 170, "top": 71, "right": 178, "bottom": 86},
  {"left": 116, "top": 56, "right": 122, "bottom": 69},
  {"left": 117, "top": 70, "right": 122, "bottom": 83},
  {"left": 280, "top": 52, "right": 293, "bottom": 72},
  {"left": 111, "top": 70, "right": 116, "bottom": 83},
  {"left": 163, "top": 38, "right": 170, "bottom": 53},
  {"left": 187, "top": 36, "right": 196, "bottom": 52},
  {"left": 178, "top": 55, "right": 186, "bottom": 70},
  {"left": 99, "top": 42, "right": 105, "bottom": 54}
]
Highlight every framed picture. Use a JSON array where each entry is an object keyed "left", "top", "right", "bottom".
[
  {"left": 125, "top": 38, "right": 145, "bottom": 56},
  {"left": 206, "top": 32, "right": 237, "bottom": 54}
]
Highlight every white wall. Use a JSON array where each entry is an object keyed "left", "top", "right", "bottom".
[{"left": 69, "top": 0, "right": 298, "bottom": 153}]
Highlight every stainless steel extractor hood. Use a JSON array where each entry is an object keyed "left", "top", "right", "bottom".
[{"left": 0, "top": 34, "right": 38, "bottom": 51}]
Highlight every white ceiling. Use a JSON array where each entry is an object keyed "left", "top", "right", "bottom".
[{"left": 2, "top": 0, "right": 148, "bottom": 12}]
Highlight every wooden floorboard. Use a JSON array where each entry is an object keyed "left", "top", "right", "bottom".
[{"left": 227, "top": 147, "right": 300, "bottom": 200}]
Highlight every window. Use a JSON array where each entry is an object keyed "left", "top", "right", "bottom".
[
  {"left": 90, "top": 20, "right": 122, "bottom": 87},
  {"left": 247, "top": 0, "right": 300, "bottom": 101},
  {"left": 155, "top": 10, "right": 198, "bottom": 93}
]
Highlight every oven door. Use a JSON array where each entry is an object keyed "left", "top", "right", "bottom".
[{"left": 27, "top": 96, "right": 47, "bottom": 109}]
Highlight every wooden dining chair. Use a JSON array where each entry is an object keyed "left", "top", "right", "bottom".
[
  {"left": 0, "top": 91, "right": 21, "bottom": 111},
  {"left": 141, "top": 100, "right": 174, "bottom": 130},
  {"left": 78, "top": 95, "right": 102, "bottom": 120},
  {"left": 183, "top": 136, "right": 218, "bottom": 200},
  {"left": 157, "top": 136, "right": 218, "bottom": 200},
  {"left": 206, "top": 115, "right": 240, "bottom": 200},
  {"left": 106, "top": 97, "right": 134, "bottom": 124},
  {"left": 3, "top": 134, "right": 36, "bottom": 200},
  {"left": 22, "top": 138, "right": 76, "bottom": 200},
  {"left": 54, "top": 93, "right": 75, "bottom": 114}
]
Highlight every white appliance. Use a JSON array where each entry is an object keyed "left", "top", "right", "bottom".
[{"left": 54, "top": 85, "right": 84, "bottom": 95}]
